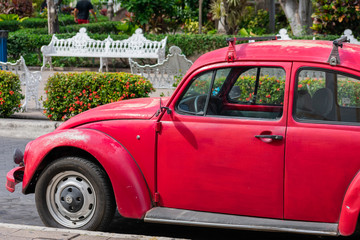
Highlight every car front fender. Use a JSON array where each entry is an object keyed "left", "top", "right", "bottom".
[
  {"left": 23, "top": 128, "right": 152, "bottom": 219},
  {"left": 339, "top": 170, "right": 360, "bottom": 236}
]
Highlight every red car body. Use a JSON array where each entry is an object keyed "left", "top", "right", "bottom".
[{"left": 7, "top": 39, "right": 360, "bottom": 236}]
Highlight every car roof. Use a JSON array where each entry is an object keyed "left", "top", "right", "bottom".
[{"left": 189, "top": 40, "right": 360, "bottom": 72}]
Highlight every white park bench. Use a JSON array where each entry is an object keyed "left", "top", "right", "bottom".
[
  {"left": 342, "top": 29, "right": 360, "bottom": 44},
  {"left": 130, "top": 46, "right": 193, "bottom": 89},
  {"left": 0, "top": 56, "right": 42, "bottom": 111},
  {"left": 277, "top": 28, "right": 292, "bottom": 40},
  {"left": 41, "top": 28, "right": 167, "bottom": 72}
]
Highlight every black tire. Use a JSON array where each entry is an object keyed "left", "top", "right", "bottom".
[{"left": 35, "top": 156, "right": 116, "bottom": 231}]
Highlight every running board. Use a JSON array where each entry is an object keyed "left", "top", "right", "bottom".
[{"left": 144, "top": 207, "right": 339, "bottom": 236}]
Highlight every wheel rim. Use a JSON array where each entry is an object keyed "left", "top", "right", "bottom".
[{"left": 46, "top": 171, "right": 96, "bottom": 228}]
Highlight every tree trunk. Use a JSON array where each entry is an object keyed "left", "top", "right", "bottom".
[
  {"left": 47, "top": 0, "right": 62, "bottom": 34},
  {"left": 299, "top": 0, "right": 312, "bottom": 34},
  {"left": 222, "top": 0, "right": 231, "bottom": 34},
  {"left": 199, "top": 0, "right": 203, "bottom": 33},
  {"left": 279, "top": 0, "right": 312, "bottom": 36},
  {"left": 268, "top": 0, "right": 275, "bottom": 33}
]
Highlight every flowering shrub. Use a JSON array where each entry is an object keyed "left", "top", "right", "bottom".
[
  {"left": 0, "top": 70, "right": 24, "bottom": 117},
  {"left": 234, "top": 76, "right": 285, "bottom": 105},
  {"left": 43, "top": 72, "right": 154, "bottom": 121}
]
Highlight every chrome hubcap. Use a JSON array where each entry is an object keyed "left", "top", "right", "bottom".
[{"left": 46, "top": 171, "right": 96, "bottom": 228}]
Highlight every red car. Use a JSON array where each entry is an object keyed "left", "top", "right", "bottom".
[{"left": 7, "top": 36, "right": 360, "bottom": 237}]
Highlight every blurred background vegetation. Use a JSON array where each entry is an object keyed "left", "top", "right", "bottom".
[{"left": 0, "top": 0, "right": 359, "bottom": 68}]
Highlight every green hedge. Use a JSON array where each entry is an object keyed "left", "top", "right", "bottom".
[
  {"left": 7, "top": 32, "right": 230, "bottom": 66},
  {"left": 6, "top": 30, "right": 348, "bottom": 68},
  {"left": 0, "top": 20, "right": 20, "bottom": 32},
  {"left": 0, "top": 70, "right": 24, "bottom": 117},
  {"left": 0, "top": 14, "right": 112, "bottom": 31},
  {"left": 8, "top": 21, "right": 119, "bottom": 35},
  {"left": 43, "top": 72, "right": 154, "bottom": 121}
]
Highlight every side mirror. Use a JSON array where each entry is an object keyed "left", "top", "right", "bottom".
[{"left": 229, "top": 86, "right": 241, "bottom": 100}]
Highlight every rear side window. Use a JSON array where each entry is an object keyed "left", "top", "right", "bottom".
[
  {"left": 294, "top": 68, "right": 360, "bottom": 124},
  {"left": 337, "top": 75, "right": 360, "bottom": 108}
]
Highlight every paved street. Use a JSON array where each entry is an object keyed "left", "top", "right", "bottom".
[
  {"left": 0, "top": 136, "right": 356, "bottom": 240},
  {"left": 0, "top": 137, "right": 41, "bottom": 226}
]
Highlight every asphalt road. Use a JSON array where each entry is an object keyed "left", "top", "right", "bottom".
[{"left": 0, "top": 136, "right": 355, "bottom": 240}]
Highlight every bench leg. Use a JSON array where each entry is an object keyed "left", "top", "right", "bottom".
[
  {"left": 41, "top": 56, "right": 47, "bottom": 71},
  {"left": 49, "top": 57, "right": 53, "bottom": 71},
  {"left": 41, "top": 56, "right": 53, "bottom": 71},
  {"left": 105, "top": 58, "right": 109, "bottom": 72},
  {"left": 99, "top": 57, "right": 103, "bottom": 72},
  {"left": 21, "top": 97, "right": 27, "bottom": 112}
]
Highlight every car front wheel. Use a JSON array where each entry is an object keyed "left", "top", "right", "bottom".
[{"left": 35, "top": 156, "right": 115, "bottom": 231}]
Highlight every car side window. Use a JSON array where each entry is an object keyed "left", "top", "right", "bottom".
[
  {"left": 177, "top": 67, "right": 286, "bottom": 119},
  {"left": 177, "top": 69, "right": 230, "bottom": 115},
  {"left": 177, "top": 70, "right": 215, "bottom": 115},
  {"left": 223, "top": 67, "right": 286, "bottom": 119},
  {"left": 295, "top": 68, "right": 360, "bottom": 124},
  {"left": 337, "top": 74, "right": 360, "bottom": 108}
]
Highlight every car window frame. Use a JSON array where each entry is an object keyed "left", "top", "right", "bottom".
[
  {"left": 175, "top": 65, "right": 287, "bottom": 121},
  {"left": 293, "top": 66, "right": 360, "bottom": 126}
]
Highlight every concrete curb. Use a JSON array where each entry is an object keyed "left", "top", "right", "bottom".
[
  {"left": 0, "top": 118, "right": 60, "bottom": 139},
  {"left": 0, "top": 223, "right": 180, "bottom": 239}
]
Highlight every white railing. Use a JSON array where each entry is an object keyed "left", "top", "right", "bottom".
[
  {"left": 0, "top": 56, "right": 42, "bottom": 111},
  {"left": 130, "top": 46, "right": 193, "bottom": 89}
]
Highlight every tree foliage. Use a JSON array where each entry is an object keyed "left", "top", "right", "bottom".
[
  {"left": 312, "top": 0, "right": 360, "bottom": 35},
  {"left": 121, "top": 0, "right": 199, "bottom": 33},
  {"left": 0, "top": 0, "right": 33, "bottom": 18},
  {"left": 210, "top": 0, "right": 247, "bottom": 34}
]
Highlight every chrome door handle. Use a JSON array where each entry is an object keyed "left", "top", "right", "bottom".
[{"left": 255, "top": 135, "right": 283, "bottom": 140}]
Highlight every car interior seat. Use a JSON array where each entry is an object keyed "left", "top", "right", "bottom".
[
  {"left": 296, "top": 89, "right": 312, "bottom": 118},
  {"left": 311, "top": 88, "right": 334, "bottom": 120}
]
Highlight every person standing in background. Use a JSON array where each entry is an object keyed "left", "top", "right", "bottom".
[{"left": 74, "top": 0, "right": 98, "bottom": 24}]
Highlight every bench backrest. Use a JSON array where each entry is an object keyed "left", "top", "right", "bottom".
[
  {"left": 277, "top": 28, "right": 292, "bottom": 40},
  {"left": 130, "top": 46, "right": 193, "bottom": 89},
  {"left": 0, "top": 56, "right": 27, "bottom": 85},
  {"left": 342, "top": 29, "right": 360, "bottom": 44},
  {"left": 0, "top": 56, "right": 42, "bottom": 110},
  {"left": 104, "top": 29, "right": 167, "bottom": 60},
  {"left": 43, "top": 28, "right": 167, "bottom": 60},
  {"left": 44, "top": 28, "right": 106, "bottom": 55}
]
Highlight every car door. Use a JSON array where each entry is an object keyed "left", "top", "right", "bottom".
[
  {"left": 156, "top": 62, "right": 292, "bottom": 219},
  {"left": 285, "top": 62, "right": 360, "bottom": 223}
]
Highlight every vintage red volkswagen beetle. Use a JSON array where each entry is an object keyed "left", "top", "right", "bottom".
[{"left": 6, "top": 36, "right": 360, "bottom": 236}]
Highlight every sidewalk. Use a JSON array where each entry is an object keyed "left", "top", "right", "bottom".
[{"left": 0, "top": 223, "right": 182, "bottom": 240}]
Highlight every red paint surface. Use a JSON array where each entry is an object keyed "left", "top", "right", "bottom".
[
  {"left": 338, "top": 171, "right": 360, "bottom": 236},
  {"left": 58, "top": 97, "right": 166, "bottom": 130},
  {"left": 284, "top": 62, "right": 360, "bottom": 225},
  {"left": 22, "top": 129, "right": 152, "bottom": 219},
  {"left": 80, "top": 120, "right": 158, "bottom": 196},
  {"left": 6, "top": 166, "right": 24, "bottom": 193},
  {"left": 156, "top": 61, "right": 292, "bottom": 219},
  {"left": 7, "top": 40, "right": 360, "bottom": 235}
]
